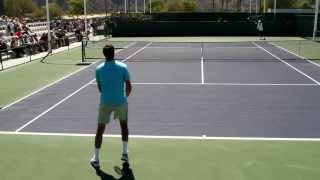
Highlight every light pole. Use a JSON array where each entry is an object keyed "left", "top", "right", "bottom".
[
  {"left": 46, "top": 0, "right": 51, "bottom": 53},
  {"left": 313, "top": 0, "right": 319, "bottom": 41},
  {"left": 84, "top": 0, "right": 88, "bottom": 38},
  {"left": 135, "top": 0, "right": 138, "bottom": 13},
  {"left": 104, "top": 0, "right": 107, "bottom": 16},
  {"left": 250, "top": 0, "right": 252, "bottom": 14},
  {"left": 274, "top": 0, "right": 277, "bottom": 15},
  {"left": 149, "top": 0, "right": 152, "bottom": 14}
]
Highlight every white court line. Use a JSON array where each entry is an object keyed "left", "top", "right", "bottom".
[
  {"left": 1, "top": 42, "right": 137, "bottom": 110},
  {"left": 89, "top": 82, "right": 317, "bottom": 86},
  {"left": 123, "top": 42, "right": 152, "bottom": 61},
  {"left": 1, "top": 131, "right": 320, "bottom": 142},
  {"left": 144, "top": 46, "right": 259, "bottom": 49},
  {"left": 15, "top": 80, "right": 95, "bottom": 132},
  {"left": 201, "top": 45, "right": 205, "bottom": 84},
  {"left": 252, "top": 42, "right": 320, "bottom": 86},
  {"left": 14, "top": 43, "right": 155, "bottom": 132},
  {"left": 268, "top": 42, "right": 320, "bottom": 69}
]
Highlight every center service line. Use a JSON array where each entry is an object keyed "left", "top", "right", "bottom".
[{"left": 201, "top": 44, "right": 205, "bottom": 84}]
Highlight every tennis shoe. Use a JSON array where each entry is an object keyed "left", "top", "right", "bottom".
[
  {"left": 121, "top": 153, "right": 129, "bottom": 162},
  {"left": 90, "top": 157, "right": 100, "bottom": 169}
]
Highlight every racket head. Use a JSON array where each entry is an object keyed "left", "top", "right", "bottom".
[{"left": 113, "top": 166, "right": 123, "bottom": 176}]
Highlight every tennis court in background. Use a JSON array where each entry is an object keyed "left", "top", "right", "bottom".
[{"left": 1, "top": 39, "right": 320, "bottom": 180}]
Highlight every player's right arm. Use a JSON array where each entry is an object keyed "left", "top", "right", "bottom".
[{"left": 124, "top": 66, "right": 132, "bottom": 97}]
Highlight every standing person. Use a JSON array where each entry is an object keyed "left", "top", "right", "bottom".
[
  {"left": 257, "top": 20, "right": 265, "bottom": 40},
  {"left": 90, "top": 44, "right": 132, "bottom": 168}
]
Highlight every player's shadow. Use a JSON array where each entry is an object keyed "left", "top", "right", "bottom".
[{"left": 93, "top": 162, "right": 135, "bottom": 180}]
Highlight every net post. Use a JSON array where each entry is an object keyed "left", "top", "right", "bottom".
[{"left": 81, "top": 40, "right": 85, "bottom": 62}]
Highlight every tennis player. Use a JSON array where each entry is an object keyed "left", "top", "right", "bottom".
[
  {"left": 90, "top": 44, "right": 132, "bottom": 168},
  {"left": 257, "top": 20, "right": 265, "bottom": 40}
]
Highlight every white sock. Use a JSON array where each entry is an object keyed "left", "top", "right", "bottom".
[
  {"left": 122, "top": 141, "right": 128, "bottom": 154},
  {"left": 93, "top": 148, "right": 100, "bottom": 160}
]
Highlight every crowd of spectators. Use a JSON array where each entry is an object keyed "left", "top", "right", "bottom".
[{"left": 0, "top": 15, "right": 95, "bottom": 59}]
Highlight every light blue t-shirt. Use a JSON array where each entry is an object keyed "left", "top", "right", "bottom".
[{"left": 95, "top": 60, "right": 130, "bottom": 105}]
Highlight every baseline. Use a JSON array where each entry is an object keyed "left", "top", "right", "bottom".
[
  {"left": 89, "top": 82, "right": 317, "bottom": 86},
  {"left": 1, "top": 131, "right": 320, "bottom": 142}
]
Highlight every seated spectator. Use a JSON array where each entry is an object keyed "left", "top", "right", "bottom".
[
  {"left": 15, "top": 28, "right": 23, "bottom": 39},
  {"left": 10, "top": 37, "right": 24, "bottom": 58},
  {"left": 75, "top": 28, "right": 82, "bottom": 41},
  {"left": 39, "top": 33, "right": 48, "bottom": 51},
  {"left": 0, "top": 40, "right": 8, "bottom": 52}
]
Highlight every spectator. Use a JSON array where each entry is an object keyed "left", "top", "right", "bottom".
[
  {"left": 0, "top": 39, "right": 8, "bottom": 52},
  {"left": 39, "top": 33, "right": 48, "bottom": 51},
  {"left": 10, "top": 37, "right": 24, "bottom": 58},
  {"left": 75, "top": 28, "right": 83, "bottom": 41}
]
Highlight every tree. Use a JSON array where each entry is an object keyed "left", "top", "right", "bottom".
[
  {"left": 277, "top": 0, "right": 296, "bottom": 8},
  {"left": 183, "top": 0, "right": 197, "bottom": 11},
  {"left": 167, "top": 1, "right": 185, "bottom": 11},
  {"left": 4, "top": 0, "right": 38, "bottom": 17},
  {"left": 151, "top": 0, "right": 167, "bottom": 12},
  {"left": 68, "top": 0, "right": 84, "bottom": 15},
  {"left": 293, "top": 0, "right": 313, "bottom": 9},
  {"left": 49, "top": 3, "right": 64, "bottom": 18},
  {"left": 33, "top": 3, "right": 64, "bottom": 19}
]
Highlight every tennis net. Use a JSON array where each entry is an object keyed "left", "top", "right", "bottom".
[
  {"left": 82, "top": 38, "right": 134, "bottom": 62},
  {"left": 82, "top": 39, "right": 320, "bottom": 63}
]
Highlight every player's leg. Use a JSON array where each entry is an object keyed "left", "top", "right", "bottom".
[
  {"left": 91, "top": 104, "right": 112, "bottom": 167},
  {"left": 95, "top": 123, "right": 106, "bottom": 149},
  {"left": 115, "top": 104, "right": 129, "bottom": 161},
  {"left": 120, "top": 120, "right": 129, "bottom": 161}
]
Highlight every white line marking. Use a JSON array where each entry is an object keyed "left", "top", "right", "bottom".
[
  {"left": 123, "top": 42, "right": 152, "bottom": 62},
  {"left": 1, "top": 131, "right": 320, "bottom": 142},
  {"left": 144, "top": 46, "right": 259, "bottom": 49},
  {"left": 14, "top": 43, "right": 153, "bottom": 132},
  {"left": 203, "top": 83, "right": 317, "bottom": 86},
  {"left": 1, "top": 42, "right": 137, "bottom": 110},
  {"left": 269, "top": 42, "right": 320, "bottom": 69},
  {"left": 89, "top": 82, "right": 317, "bottom": 86},
  {"left": 201, "top": 45, "right": 205, "bottom": 84},
  {"left": 15, "top": 80, "right": 95, "bottom": 132},
  {"left": 2, "top": 63, "right": 93, "bottom": 110},
  {"left": 252, "top": 42, "right": 320, "bottom": 85}
]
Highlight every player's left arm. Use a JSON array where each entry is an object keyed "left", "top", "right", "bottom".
[
  {"left": 125, "top": 80, "right": 132, "bottom": 97},
  {"left": 96, "top": 70, "right": 102, "bottom": 93},
  {"left": 97, "top": 81, "right": 102, "bottom": 93}
]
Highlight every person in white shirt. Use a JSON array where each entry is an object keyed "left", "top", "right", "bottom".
[{"left": 257, "top": 20, "right": 265, "bottom": 40}]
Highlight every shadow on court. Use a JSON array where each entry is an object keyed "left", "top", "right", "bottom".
[{"left": 92, "top": 162, "right": 135, "bottom": 180}]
